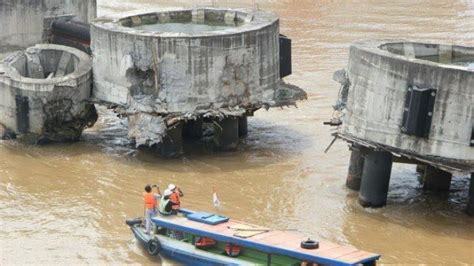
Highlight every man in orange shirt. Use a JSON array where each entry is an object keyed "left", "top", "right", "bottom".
[
  {"left": 143, "top": 184, "right": 156, "bottom": 234},
  {"left": 168, "top": 184, "right": 184, "bottom": 214}
]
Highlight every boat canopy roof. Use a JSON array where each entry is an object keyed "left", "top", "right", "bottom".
[{"left": 151, "top": 211, "right": 380, "bottom": 266}]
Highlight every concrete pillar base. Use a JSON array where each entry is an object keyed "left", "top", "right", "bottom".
[
  {"left": 358, "top": 150, "right": 393, "bottom": 208},
  {"left": 423, "top": 165, "right": 452, "bottom": 191},
  {"left": 160, "top": 123, "right": 183, "bottom": 158},
  {"left": 238, "top": 116, "right": 248, "bottom": 137},
  {"left": 214, "top": 117, "right": 239, "bottom": 151},
  {"left": 0, "top": 124, "right": 16, "bottom": 140},
  {"left": 183, "top": 119, "right": 203, "bottom": 139},
  {"left": 346, "top": 148, "right": 364, "bottom": 191},
  {"left": 467, "top": 173, "right": 473, "bottom": 216}
]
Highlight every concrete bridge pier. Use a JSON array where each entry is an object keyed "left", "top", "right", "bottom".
[
  {"left": 160, "top": 123, "right": 183, "bottom": 158},
  {"left": 468, "top": 174, "right": 474, "bottom": 216},
  {"left": 238, "top": 116, "right": 248, "bottom": 137},
  {"left": 358, "top": 150, "right": 393, "bottom": 208},
  {"left": 214, "top": 117, "right": 239, "bottom": 151},
  {"left": 183, "top": 119, "right": 203, "bottom": 139},
  {"left": 346, "top": 146, "right": 365, "bottom": 191},
  {"left": 423, "top": 165, "right": 452, "bottom": 191}
]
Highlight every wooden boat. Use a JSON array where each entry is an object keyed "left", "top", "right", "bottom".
[{"left": 126, "top": 209, "right": 380, "bottom": 265}]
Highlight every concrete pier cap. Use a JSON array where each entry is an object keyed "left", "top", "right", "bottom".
[
  {"left": 0, "top": 44, "right": 97, "bottom": 142},
  {"left": 337, "top": 40, "right": 474, "bottom": 173},
  {"left": 91, "top": 7, "right": 306, "bottom": 148}
]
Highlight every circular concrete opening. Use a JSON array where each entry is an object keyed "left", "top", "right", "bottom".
[
  {"left": 120, "top": 9, "right": 247, "bottom": 34},
  {"left": 2, "top": 44, "right": 92, "bottom": 83},
  {"left": 9, "top": 49, "right": 79, "bottom": 79},
  {"left": 380, "top": 42, "right": 474, "bottom": 69}
]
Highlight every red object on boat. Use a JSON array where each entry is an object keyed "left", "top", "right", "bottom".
[
  {"left": 195, "top": 237, "right": 217, "bottom": 248},
  {"left": 225, "top": 243, "right": 241, "bottom": 257}
]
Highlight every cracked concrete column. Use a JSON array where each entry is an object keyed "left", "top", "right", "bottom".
[
  {"left": 467, "top": 173, "right": 474, "bottom": 216},
  {"left": 238, "top": 116, "right": 248, "bottom": 137},
  {"left": 183, "top": 119, "right": 203, "bottom": 140},
  {"left": 359, "top": 150, "right": 393, "bottom": 208},
  {"left": 346, "top": 146, "right": 364, "bottom": 191},
  {"left": 160, "top": 123, "right": 183, "bottom": 158},
  {"left": 423, "top": 165, "right": 452, "bottom": 191},
  {"left": 214, "top": 117, "right": 239, "bottom": 151}
]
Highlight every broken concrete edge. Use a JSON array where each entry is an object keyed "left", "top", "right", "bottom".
[
  {"left": 91, "top": 7, "right": 278, "bottom": 38},
  {"left": 124, "top": 81, "right": 306, "bottom": 148},
  {"left": 353, "top": 39, "right": 474, "bottom": 72},
  {"left": 335, "top": 132, "right": 474, "bottom": 174},
  {"left": 1, "top": 44, "right": 92, "bottom": 86}
]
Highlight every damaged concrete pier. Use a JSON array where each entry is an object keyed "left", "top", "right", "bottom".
[
  {"left": 91, "top": 7, "right": 306, "bottom": 156},
  {"left": 332, "top": 40, "right": 474, "bottom": 214},
  {"left": 0, "top": 44, "right": 97, "bottom": 142}
]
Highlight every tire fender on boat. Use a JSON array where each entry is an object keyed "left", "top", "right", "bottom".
[
  {"left": 301, "top": 239, "right": 319, "bottom": 249},
  {"left": 125, "top": 218, "right": 143, "bottom": 227},
  {"left": 146, "top": 238, "right": 161, "bottom": 256}
]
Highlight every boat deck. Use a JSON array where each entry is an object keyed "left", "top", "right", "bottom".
[{"left": 152, "top": 214, "right": 379, "bottom": 266}]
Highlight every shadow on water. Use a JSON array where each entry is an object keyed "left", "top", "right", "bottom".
[{"left": 0, "top": 106, "right": 312, "bottom": 172}]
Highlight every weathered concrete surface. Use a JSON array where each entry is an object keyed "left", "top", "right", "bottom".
[
  {"left": 91, "top": 8, "right": 306, "bottom": 147},
  {"left": 0, "top": 44, "right": 97, "bottom": 143},
  {"left": 337, "top": 40, "right": 474, "bottom": 172},
  {"left": 0, "top": 0, "right": 97, "bottom": 52}
]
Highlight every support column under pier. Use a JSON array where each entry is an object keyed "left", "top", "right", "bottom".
[
  {"left": 358, "top": 150, "right": 393, "bottom": 208},
  {"left": 183, "top": 119, "right": 203, "bottom": 139},
  {"left": 346, "top": 146, "right": 364, "bottom": 191},
  {"left": 160, "top": 123, "right": 183, "bottom": 158},
  {"left": 238, "top": 116, "right": 248, "bottom": 137},
  {"left": 468, "top": 173, "right": 474, "bottom": 216},
  {"left": 214, "top": 117, "right": 239, "bottom": 151},
  {"left": 0, "top": 124, "right": 16, "bottom": 140},
  {"left": 416, "top": 164, "right": 426, "bottom": 174},
  {"left": 423, "top": 165, "right": 452, "bottom": 191}
]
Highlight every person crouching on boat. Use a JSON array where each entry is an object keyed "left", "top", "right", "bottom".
[
  {"left": 143, "top": 184, "right": 157, "bottom": 234},
  {"left": 168, "top": 184, "right": 183, "bottom": 214},
  {"left": 159, "top": 189, "right": 174, "bottom": 215}
]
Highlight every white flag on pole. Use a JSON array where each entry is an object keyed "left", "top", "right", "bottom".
[{"left": 213, "top": 187, "right": 220, "bottom": 208}]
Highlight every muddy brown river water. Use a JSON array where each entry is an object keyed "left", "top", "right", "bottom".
[{"left": 1, "top": 0, "right": 474, "bottom": 264}]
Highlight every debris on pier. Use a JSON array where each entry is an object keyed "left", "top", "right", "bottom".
[{"left": 0, "top": 44, "right": 97, "bottom": 143}]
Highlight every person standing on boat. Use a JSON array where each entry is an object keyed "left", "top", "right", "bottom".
[
  {"left": 143, "top": 184, "right": 157, "bottom": 234},
  {"left": 168, "top": 184, "right": 183, "bottom": 214}
]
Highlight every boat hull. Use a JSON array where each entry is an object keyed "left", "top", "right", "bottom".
[{"left": 130, "top": 224, "right": 250, "bottom": 266}]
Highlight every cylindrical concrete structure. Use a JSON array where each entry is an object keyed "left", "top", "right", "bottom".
[
  {"left": 423, "top": 165, "right": 453, "bottom": 191},
  {"left": 359, "top": 150, "right": 393, "bottom": 208},
  {"left": 340, "top": 40, "right": 474, "bottom": 172},
  {"left": 91, "top": 8, "right": 281, "bottom": 147},
  {"left": 214, "top": 117, "right": 239, "bottom": 151},
  {"left": 238, "top": 116, "right": 248, "bottom": 137},
  {"left": 0, "top": 44, "right": 97, "bottom": 142},
  {"left": 346, "top": 147, "right": 365, "bottom": 191},
  {"left": 0, "top": 0, "right": 97, "bottom": 50}
]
